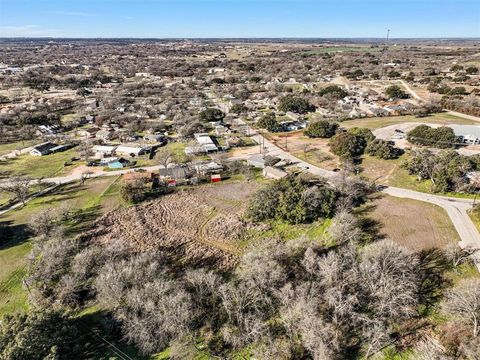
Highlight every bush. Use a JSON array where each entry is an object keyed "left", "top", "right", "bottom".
[
  {"left": 0, "top": 311, "right": 82, "bottom": 359},
  {"left": 407, "top": 125, "right": 457, "bottom": 149},
  {"left": 347, "top": 127, "right": 375, "bottom": 143},
  {"left": 120, "top": 179, "right": 147, "bottom": 203},
  {"left": 257, "top": 113, "right": 279, "bottom": 132},
  {"left": 385, "top": 85, "right": 409, "bottom": 99},
  {"left": 246, "top": 174, "right": 337, "bottom": 224},
  {"left": 199, "top": 108, "right": 225, "bottom": 122},
  {"left": 449, "top": 87, "right": 467, "bottom": 96},
  {"left": 304, "top": 120, "right": 338, "bottom": 138},
  {"left": 366, "top": 139, "right": 402, "bottom": 159},
  {"left": 230, "top": 103, "right": 248, "bottom": 114},
  {"left": 466, "top": 66, "right": 479, "bottom": 75},
  {"left": 318, "top": 85, "right": 348, "bottom": 99},
  {"left": 329, "top": 132, "right": 367, "bottom": 159},
  {"left": 278, "top": 95, "right": 315, "bottom": 114}
]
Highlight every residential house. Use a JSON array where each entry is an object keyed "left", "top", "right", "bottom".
[
  {"left": 77, "top": 128, "right": 99, "bottom": 138},
  {"left": 30, "top": 142, "right": 59, "bottom": 156},
  {"left": 247, "top": 154, "right": 266, "bottom": 169},
  {"left": 159, "top": 165, "right": 192, "bottom": 179},
  {"left": 115, "top": 145, "right": 148, "bottom": 157},
  {"left": 185, "top": 133, "right": 218, "bottom": 155},
  {"left": 96, "top": 129, "right": 115, "bottom": 140},
  {"left": 92, "top": 145, "right": 117, "bottom": 157},
  {"left": 194, "top": 161, "right": 223, "bottom": 176}
]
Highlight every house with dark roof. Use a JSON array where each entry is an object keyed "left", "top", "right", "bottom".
[{"left": 30, "top": 142, "right": 59, "bottom": 156}]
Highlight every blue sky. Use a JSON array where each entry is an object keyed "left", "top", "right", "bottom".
[{"left": 0, "top": 0, "right": 479, "bottom": 38}]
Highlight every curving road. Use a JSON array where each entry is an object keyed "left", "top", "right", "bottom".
[{"left": 245, "top": 122, "right": 480, "bottom": 268}]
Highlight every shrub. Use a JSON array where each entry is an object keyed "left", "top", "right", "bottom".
[
  {"left": 366, "top": 139, "right": 402, "bottom": 159},
  {"left": 304, "top": 120, "right": 338, "bottom": 138},
  {"left": 407, "top": 125, "right": 457, "bottom": 149},
  {"left": 329, "top": 132, "right": 367, "bottom": 159},
  {"left": 247, "top": 175, "right": 337, "bottom": 224},
  {"left": 318, "top": 85, "right": 348, "bottom": 99},
  {"left": 199, "top": 108, "right": 225, "bottom": 122},
  {"left": 347, "top": 127, "right": 375, "bottom": 143},
  {"left": 257, "top": 113, "right": 279, "bottom": 132},
  {"left": 278, "top": 95, "right": 315, "bottom": 114},
  {"left": 385, "top": 85, "right": 409, "bottom": 99},
  {"left": 120, "top": 179, "right": 147, "bottom": 203}
]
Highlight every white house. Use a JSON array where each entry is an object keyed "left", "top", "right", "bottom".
[{"left": 115, "top": 145, "right": 147, "bottom": 157}]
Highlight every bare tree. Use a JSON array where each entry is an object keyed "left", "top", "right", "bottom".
[
  {"left": 443, "top": 278, "right": 480, "bottom": 337},
  {"left": 412, "top": 337, "right": 450, "bottom": 360},
  {"left": 28, "top": 207, "right": 61, "bottom": 238},
  {"left": 80, "top": 170, "right": 93, "bottom": 185},
  {"left": 78, "top": 142, "right": 93, "bottom": 162},
  {"left": 444, "top": 243, "right": 478, "bottom": 268},
  {"left": 155, "top": 147, "right": 174, "bottom": 169},
  {"left": 0, "top": 176, "right": 31, "bottom": 206},
  {"left": 329, "top": 209, "right": 362, "bottom": 244}
]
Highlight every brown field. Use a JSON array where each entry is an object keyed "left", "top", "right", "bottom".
[
  {"left": 84, "top": 181, "right": 261, "bottom": 270},
  {"left": 267, "top": 131, "right": 341, "bottom": 170},
  {"left": 366, "top": 195, "right": 460, "bottom": 251}
]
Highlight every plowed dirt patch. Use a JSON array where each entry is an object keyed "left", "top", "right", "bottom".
[{"left": 85, "top": 181, "right": 260, "bottom": 270}]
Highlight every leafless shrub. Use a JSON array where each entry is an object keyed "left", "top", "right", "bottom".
[{"left": 442, "top": 278, "right": 480, "bottom": 337}]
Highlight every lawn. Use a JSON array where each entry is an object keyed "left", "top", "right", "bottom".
[
  {"left": 361, "top": 154, "right": 478, "bottom": 199},
  {"left": 0, "top": 148, "right": 83, "bottom": 179},
  {"left": 364, "top": 195, "right": 460, "bottom": 252},
  {"left": 243, "top": 218, "right": 332, "bottom": 247},
  {"left": 0, "top": 176, "right": 124, "bottom": 316},
  {"left": 341, "top": 113, "right": 477, "bottom": 130},
  {"left": 0, "top": 140, "right": 42, "bottom": 157}
]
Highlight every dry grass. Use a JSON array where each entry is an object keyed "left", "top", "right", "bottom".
[
  {"left": 268, "top": 131, "right": 341, "bottom": 170},
  {"left": 85, "top": 181, "right": 261, "bottom": 270},
  {"left": 366, "top": 195, "right": 459, "bottom": 252}
]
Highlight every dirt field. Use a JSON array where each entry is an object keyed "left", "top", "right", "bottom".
[
  {"left": 85, "top": 181, "right": 260, "bottom": 270},
  {"left": 366, "top": 195, "right": 460, "bottom": 251},
  {"left": 267, "top": 131, "right": 341, "bottom": 170}
]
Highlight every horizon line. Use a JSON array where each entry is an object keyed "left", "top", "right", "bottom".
[{"left": 0, "top": 36, "right": 479, "bottom": 40}]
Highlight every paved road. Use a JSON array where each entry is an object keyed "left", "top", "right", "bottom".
[
  {"left": 40, "top": 165, "right": 164, "bottom": 185},
  {"left": 244, "top": 121, "right": 480, "bottom": 267}
]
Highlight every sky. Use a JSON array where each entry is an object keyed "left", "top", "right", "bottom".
[{"left": 0, "top": 0, "right": 479, "bottom": 38}]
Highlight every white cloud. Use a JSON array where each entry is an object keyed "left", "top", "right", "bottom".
[
  {"left": 0, "top": 25, "right": 61, "bottom": 37},
  {"left": 46, "top": 11, "right": 97, "bottom": 17}
]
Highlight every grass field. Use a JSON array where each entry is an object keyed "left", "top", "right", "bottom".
[
  {"left": 304, "top": 46, "right": 380, "bottom": 55},
  {"left": 341, "top": 113, "right": 477, "bottom": 130},
  {"left": 364, "top": 195, "right": 460, "bottom": 251},
  {"left": 0, "top": 176, "right": 124, "bottom": 316},
  {"left": 0, "top": 140, "right": 41, "bottom": 157},
  {"left": 0, "top": 148, "right": 82, "bottom": 179}
]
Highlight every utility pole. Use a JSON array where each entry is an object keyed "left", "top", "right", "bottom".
[
  {"left": 285, "top": 134, "right": 288, "bottom": 151},
  {"left": 380, "top": 29, "right": 390, "bottom": 79}
]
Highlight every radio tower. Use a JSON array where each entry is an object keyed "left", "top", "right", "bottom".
[{"left": 380, "top": 29, "right": 390, "bottom": 79}]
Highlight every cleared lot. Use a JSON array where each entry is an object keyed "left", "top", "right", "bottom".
[
  {"left": 367, "top": 195, "right": 460, "bottom": 251},
  {"left": 85, "top": 181, "right": 261, "bottom": 271}
]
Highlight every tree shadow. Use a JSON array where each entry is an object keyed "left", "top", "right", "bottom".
[
  {"left": 65, "top": 205, "right": 103, "bottom": 236},
  {"left": 0, "top": 219, "right": 31, "bottom": 251},
  {"left": 355, "top": 201, "right": 385, "bottom": 244},
  {"left": 416, "top": 248, "right": 451, "bottom": 315},
  {"left": 71, "top": 310, "right": 149, "bottom": 360}
]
